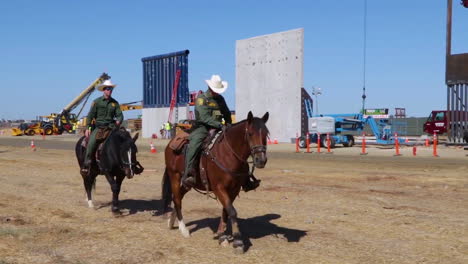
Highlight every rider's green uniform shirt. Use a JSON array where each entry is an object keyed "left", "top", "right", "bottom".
[
  {"left": 195, "top": 89, "right": 232, "bottom": 128},
  {"left": 184, "top": 89, "right": 231, "bottom": 176},
  {"left": 86, "top": 96, "right": 123, "bottom": 128},
  {"left": 84, "top": 96, "right": 123, "bottom": 160}
]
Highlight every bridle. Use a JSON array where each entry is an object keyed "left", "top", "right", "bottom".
[
  {"left": 120, "top": 142, "right": 142, "bottom": 175},
  {"left": 205, "top": 123, "right": 267, "bottom": 177},
  {"left": 244, "top": 126, "right": 267, "bottom": 158}
]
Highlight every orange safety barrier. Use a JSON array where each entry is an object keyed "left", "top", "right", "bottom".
[
  {"left": 306, "top": 132, "right": 311, "bottom": 153},
  {"left": 31, "top": 140, "right": 36, "bottom": 151},
  {"left": 326, "top": 133, "right": 333, "bottom": 154},
  {"left": 316, "top": 133, "right": 321, "bottom": 154},
  {"left": 150, "top": 141, "right": 157, "bottom": 153},
  {"left": 360, "top": 132, "right": 368, "bottom": 155},
  {"left": 295, "top": 133, "right": 299, "bottom": 153},
  {"left": 394, "top": 132, "right": 402, "bottom": 156},
  {"left": 433, "top": 132, "right": 439, "bottom": 157}
]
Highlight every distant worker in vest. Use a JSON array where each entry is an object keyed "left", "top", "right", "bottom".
[
  {"left": 182, "top": 74, "right": 260, "bottom": 191},
  {"left": 81, "top": 79, "right": 123, "bottom": 174},
  {"left": 160, "top": 123, "right": 166, "bottom": 139},
  {"left": 165, "top": 122, "right": 172, "bottom": 139}
]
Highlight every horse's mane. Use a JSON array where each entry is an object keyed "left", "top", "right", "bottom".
[
  {"left": 230, "top": 117, "right": 269, "bottom": 135},
  {"left": 104, "top": 128, "right": 135, "bottom": 150}
]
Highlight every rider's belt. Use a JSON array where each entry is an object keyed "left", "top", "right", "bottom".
[{"left": 96, "top": 122, "right": 112, "bottom": 127}]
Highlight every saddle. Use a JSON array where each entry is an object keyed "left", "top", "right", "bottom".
[
  {"left": 80, "top": 127, "right": 113, "bottom": 168},
  {"left": 168, "top": 130, "right": 190, "bottom": 153},
  {"left": 170, "top": 129, "right": 223, "bottom": 191}
]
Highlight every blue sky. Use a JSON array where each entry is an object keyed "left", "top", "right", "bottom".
[{"left": 1, "top": 0, "right": 467, "bottom": 120}]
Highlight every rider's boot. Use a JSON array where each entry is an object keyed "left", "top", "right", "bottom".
[
  {"left": 182, "top": 167, "right": 196, "bottom": 188},
  {"left": 242, "top": 175, "right": 261, "bottom": 192},
  {"left": 81, "top": 156, "right": 92, "bottom": 176}
]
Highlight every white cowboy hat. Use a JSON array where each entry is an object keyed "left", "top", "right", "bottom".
[
  {"left": 205, "top": 75, "right": 228, "bottom": 94},
  {"left": 97, "top": 80, "right": 117, "bottom": 91}
]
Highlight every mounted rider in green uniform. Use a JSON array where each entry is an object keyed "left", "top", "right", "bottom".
[
  {"left": 81, "top": 79, "right": 123, "bottom": 175},
  {"left": 182, "top": 74, "right": 260, "bottom": 192}
]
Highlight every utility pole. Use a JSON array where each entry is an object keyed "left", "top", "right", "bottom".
[{"left": 361, "top": 0, "right": 367, "bottom": 114}]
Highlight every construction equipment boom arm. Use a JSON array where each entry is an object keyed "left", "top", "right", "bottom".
[
  {"left": 61, "top": 73, "right": 110, "bottom": 114},
  {"left": 55, "top": 73, "right": 110, "bottom": 133}
]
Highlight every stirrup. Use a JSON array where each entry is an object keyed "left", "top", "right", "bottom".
[
  {"left": 243, "top": 179, "right": 261, "bottom": 192},
  {"left": 182, "top": 176, "right": 196, "bottom": 188},
  {"left": 80, "top": 167, "right": 89, "bottom": 176}
]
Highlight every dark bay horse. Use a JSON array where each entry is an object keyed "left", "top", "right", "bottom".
[
  {"left": 75, "top": 128, "right": 144, "bottom": 214},
  {"left": 162, "top": 111, "right": 269, "bottom": 253}
]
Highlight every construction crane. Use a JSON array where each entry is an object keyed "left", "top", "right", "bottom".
[
  {"left": 120, "top": 101, "right": 143, "bottom": 111},
  {"left": 167, "top": 69, "right": 181, "bottom": 124},
  {"left": 54, "top": 73, "right": 111, "bottom": 134}
]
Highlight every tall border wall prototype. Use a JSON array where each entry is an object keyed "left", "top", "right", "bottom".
[
  {"left": 141, "top": 50, "right": 190, "bottom": 138},
  {"left": 236, "top": 28, "right": 303, "bottom": 142},
  {"left": 445, "top": 2, "right": 468, "bottom": 143}
]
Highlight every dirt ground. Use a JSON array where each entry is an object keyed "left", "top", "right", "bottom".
[{"left": 0, "top": 133, "right": 467, "bottom": 264}]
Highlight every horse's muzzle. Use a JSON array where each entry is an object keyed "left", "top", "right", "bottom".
[
  {"left": 124, "top": 162, "right": 144, "bottom": 179},
  {"left": 253, "top": 153, "right": 267, "bottom": 168},
  {"left": 125, "top": 167, "right": 134, "bottom": 179}
]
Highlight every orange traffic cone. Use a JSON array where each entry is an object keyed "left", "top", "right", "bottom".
[
  {"left": 268, "top": 138, "right": 272, "bottom": 145},
  {"left": 273, "top": 138, "right": 278, "bottom": 144},
  {"left": 150, "top": 141, "right": 157, "bottom": 153},
  {"left": 30, "top": 140, "right": 36, "bottom": 151}
]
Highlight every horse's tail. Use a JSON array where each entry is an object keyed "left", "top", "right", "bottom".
[{"left": 161, "top": 167, "right": 172, "bottom": 214}]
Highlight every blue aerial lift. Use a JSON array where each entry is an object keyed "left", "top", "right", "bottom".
[{"left": 298, "top": 113, "right": 405, "bottom": 148}]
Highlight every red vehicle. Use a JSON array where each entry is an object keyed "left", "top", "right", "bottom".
[
  {"left": 423, "top": 110, "right": 448, "bottom": 134},
  {"left": 423, "top": 110, "right": 468, "bottom": 135}
]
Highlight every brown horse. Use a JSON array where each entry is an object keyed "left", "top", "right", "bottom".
[{"left": 162, "top": 111, "right": 269, "bottom": 253}]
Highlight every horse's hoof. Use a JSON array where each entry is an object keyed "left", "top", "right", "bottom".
[
  {"left": 178, "top": 223, "right": 190, "bottom": 238},
  {"left": 112, "top": 207, "right": 121, "bottom": 216},
  {"left": 218, "top": 235, "right": 230, "bottom": 247},
  {"left": 180, "top": 229, "right": 190, "bottom": 238},
  {"left": 233, "top": 239, "right": 244, "bottom": 250},
  {"left": 233, "top": 244, "right": 245, "bottom": 255},
  {"left": 220, "top": 239, "right": 230, "bottom": 248},
  {"left": 112, "top": 211, "right": 122, "bottom": 217}
]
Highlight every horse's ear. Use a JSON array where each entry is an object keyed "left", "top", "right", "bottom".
[
  {"left": 132, "top": 132, "right": 139, "bottom": 143},
  {"left": 262, "top": 112, "right": 269, "bottom": 123},
  {"left": 247, "top": 111, "right": 253, "bottom": 123}
]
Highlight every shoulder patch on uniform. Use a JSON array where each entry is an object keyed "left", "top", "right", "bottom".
[
  {"left": 111, "top": 103, "right": 116, "bottom": 107},
  {"left": 197, "top": 98, "right": 205, "bottom": 106}
]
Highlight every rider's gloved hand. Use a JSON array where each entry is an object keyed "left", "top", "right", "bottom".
[
  {"left": 222, "top": 123, "right": 232, "bottom": 132},
  {"left": 85, "top": 128, "right": 91, "bottom": 137}
]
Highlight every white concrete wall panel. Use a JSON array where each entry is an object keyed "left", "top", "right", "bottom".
[
  {"left": 142, "top": 106, "right": 189, "bottom": 138},
  {"left": 236, "top": 28, "right": 303, "bottom": 142}
]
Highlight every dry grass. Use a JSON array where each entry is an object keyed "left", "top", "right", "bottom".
[{"left": 0, "top": 139, "right": 467, "bottom": 263}]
